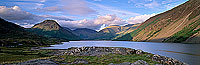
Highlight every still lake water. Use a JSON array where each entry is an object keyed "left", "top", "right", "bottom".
[{"left": 43, "top": 41, "right": 200, "bottom": 65}]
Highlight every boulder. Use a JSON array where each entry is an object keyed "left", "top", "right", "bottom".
[
  {"left": 136, "top": 50, "right": 143, "bottom": 54},
  {"left": 109, "top": 62, "right": 132, "bottom": 65},
  {"left": 71, "top": 59, "right": 88, "bottom": 64},
  {"left": 132, "top": 60, "right": 148, "bottom": 65}
]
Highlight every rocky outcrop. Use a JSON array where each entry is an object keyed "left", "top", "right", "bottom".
[
  {"left": 14, "top": 59, "right": 58, "bottom": 65},
  {"left": 65, "top": 47, "right": 144, "bottom": 56},
  {"left": 14, "top": 47, "right": 187, "bottom": 65},
  {"left": 152, "top": 54, "right": 188, "bottom": 65},
  {"left": 109, "top": 60, "right": 148, "bottom": 65},
  {"left": 64, "top": 47, "right": 187, "bottom": 65}
]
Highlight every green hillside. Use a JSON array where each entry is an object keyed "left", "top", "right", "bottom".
[
  {"left": 115, "top": 0, "right": 200, "bottom": 43},
  {"left": 0, "top": 18, "right": 58, "bottom": 47}
]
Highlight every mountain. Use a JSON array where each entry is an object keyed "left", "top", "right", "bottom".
[
  {"left": 98, "top": 24, "right": 140, "bottom": 40},
  {"left": 115, "top": 0, "right": 200, "bottom": 43},
  {"left": 71, "top": 24, "right": 140, "bottom": 40},
  {"left": 113, "top": 24, "right": 141, "bottom": 39},
  {"left": 63, "top": 27, "right": 73, "bottom": 32},
  {"left": 32, "top": 20, "right": 61, "bottom": 31},
  {"left": 80, "top": 24, "right": 140, "bottom": 40},
  {"left": 99, "top": 25, "right": 122, "bottom": 35},
  {"left": 26, "top": 20, "right": 80, "bottom": 41},
  {"left": 73, "top": 28, "right": 98, "bottom": 40},
  {"left": 71, "top": 28, "right": 112, "bottom": 40},
  {"left": 0, "top": 18, "right": 57, "bottom": 47},
  {"left": 100, "top": 24, "right": 140, "bottom": 35}
]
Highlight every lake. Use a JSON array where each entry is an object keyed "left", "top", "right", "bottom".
[{"left": 43, "top": 41, "right": 200, "bottom": 65}]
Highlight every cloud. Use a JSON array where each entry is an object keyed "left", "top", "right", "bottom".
[
  {"left": 61, "top": 0, "right": 96, "bottom": 15},
  {"left": 0, "top": 6, "right": 43, "bottom": 25},
  {"left": 57, "top": 14, "right": 126, "bottom": 30},
  {"left": 0, "top": 6, "right": 156, "bottom": 30},
  {"left": 3, "top": 1, "right": 45, "bottom": 11},
  {"left": 129, "top": 0, "right": 185, "bottom": 11},
  {"left": 0, "top": 6, "right": 73, "bottom": 28},
  {"left": 143, "top": 1, "right": 160, "bottom": 8},
  {"left": 94, "top": 14, "right": 126, "bottom": 26},
  {"left": 127, "top": 13, "right": 156, "bottom": 24},
  {"left": 93, "top": 0, "right": 102, "bottom": 1},
  {"left": 18, "top": 0, "right": 46, "bottom": 3},
  {"left": 40, "top": 15, "right": 73, "bottom": 21},
  {"left": 91, "top": 3, "right": 140, "bottom": 18},
  {"left": 133, "top": 0, "right": 160, "bottom": 9},
  {"left": 58, "top": 14, "right": 156, "bottom": 30},
  {"left": 37, "top": 0, "right": 96, "bottom": 16},
  {"left": 37, "top": 6, "right": 60, "bottom": 12}
]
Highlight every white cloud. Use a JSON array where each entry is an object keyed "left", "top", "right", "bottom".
[
  {"left": 40, "top": 0, "right": 46, "bottom": 2},
  {"left": 94, "top": 14, "right": 125, "bottom": 25},
  {"left": 21, "top": 24, "right": 35, "bottom": 28},
  {"left": 127, "top": 13, "right": 156, "bottom": 24},
  {"left": 58, "top": 14, "right": 126, "bottom": 30}
]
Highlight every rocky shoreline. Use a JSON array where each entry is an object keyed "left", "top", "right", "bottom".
[{"left": 14, "top": 47, "right": 187, "bottom": 65}]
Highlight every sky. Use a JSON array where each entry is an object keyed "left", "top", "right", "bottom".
[{"left": 0, "top": 0, "right": 188, "bottom": 30}]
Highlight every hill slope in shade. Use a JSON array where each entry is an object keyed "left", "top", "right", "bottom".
[
  {"left": 73, "top": 28, "right": 98, "bottom": 40},
  {"left": 115, "top": 0, "right": 200, "bottom": 43},
  {"left": 27, "top": 20, "right": 80, "bottom": 41},
  {"left": 0, "top": 18, "right": 57, "bottom": 46}
]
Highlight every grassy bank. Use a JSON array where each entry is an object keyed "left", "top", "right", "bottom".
[
  {"left": 0, "top": 47, "right": 160, "bottom": 65},
  {"left": 0, "top": 47, "right": 53, "bottom": 64},
  {"left": 51, "top": 54, "right": 158, "bottom": 65}
]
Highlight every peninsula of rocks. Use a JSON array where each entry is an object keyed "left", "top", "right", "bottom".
[{"left": 9, "top": 47, "right": 187, "bottom": 65}]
